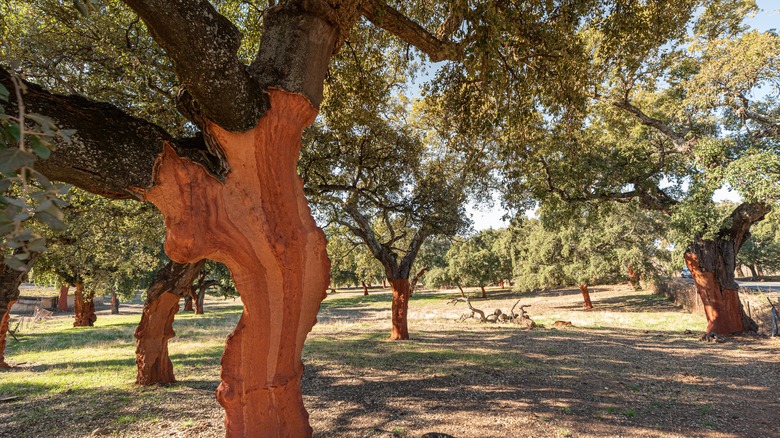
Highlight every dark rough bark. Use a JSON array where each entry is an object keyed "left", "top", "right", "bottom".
[
  {"left": 57, "top": 284, "right": 69, "bottom": 312},
  {"left": 135, "top": 260, "right": 205, "bottom": 385},
  {"left": 73, "top": 283, "right": 96, "bottom": 327},
  {"left": 685, "top": 202, "right": 769, "bottom": 335},
  {"left": 579, "top": 284, "right": 593, "bottom": 310},
  {"left": 390, "top": 278, "right": 411, "bottom": 340},
  {"left": 0, "top": 255, "right": 38, "bottom": 367}
]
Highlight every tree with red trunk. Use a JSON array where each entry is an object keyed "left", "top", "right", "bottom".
[
  {"left": 135, "top": 259, "right": 205, "bottom": 385},
  {"left": 3, "top": 0, "right": 714, "bottom": 433}
]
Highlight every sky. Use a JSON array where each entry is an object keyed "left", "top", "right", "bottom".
[{"left": 468, "top": 2, "right": 779, "bottom": 231}]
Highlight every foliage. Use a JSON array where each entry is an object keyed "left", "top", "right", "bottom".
[
  {"left": 32, "top": 187, "right": 165, "bottom": 299},
  {"left": 510, "top": 203, "right": 670, "bottom": 291},
  {"left": 445, "top": 229, "right": 507, "bottom": 290},
  {"left": 737, "top": 205, "right": 780, "bottom": 276},
  {"left": 0, "top": 76, "right": 70, "bottom": 271}
]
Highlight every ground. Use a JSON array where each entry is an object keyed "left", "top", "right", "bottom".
[{"left": 1, "top": 284, "right": 779, "bottom": 437}]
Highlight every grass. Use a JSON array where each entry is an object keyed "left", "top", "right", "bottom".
[{"left": 3, "top": 284, "right": 761, "bottom": 438}]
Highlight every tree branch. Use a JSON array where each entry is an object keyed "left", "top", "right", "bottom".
[
  {"left": 1, "top": 67, "right": 218, "bottom": 198},
  {"left": 121, "top": 0, "right": 267, "bottom": 131},
  {"left": 612, "top": 99, "right": 695, "bottom": 152},
  {"left": 360, "top": 0, "right": 461, "bottom": 62}
]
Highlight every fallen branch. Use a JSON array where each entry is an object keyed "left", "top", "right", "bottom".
[{"left": 448, "top": 297, "right": 535, "bottom": 328}]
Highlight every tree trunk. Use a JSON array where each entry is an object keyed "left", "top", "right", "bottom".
[
  {"left": 57, "top": 284, "right": 69, "bottom": 312},
  {"left": 481, "top": 285, "right": 486, "bottom": 298},
  {"left": 627, "top": 265, "right": 641, "bottom": 290},
  {"left": 73, "top": 283, "right": 96, "bottom": 327},
  {"left": 183, "top": 291, "right": 194, "bottom": 311},
  {"left": 195, "top": 285, "right": 206, "bottom": 315},
  {"left": 685, "top": 202, "right": 768, "bottom": 335},
  {"left": 0, "top": 299, "right": 16, "bottom": 368},
  {"left": 579, "top": 284, "right": 593, "bottom": 310},
  {"left": 135, "top": 292, "right": 181, "bottom": 385},
  {"left": 410, "top": 267, "right": 428, "bottom": 292},
  {"left": 457, "top": 283, "right": 465, "bottom": 297},
  {"left": 383, "top": 278, "right": 387, "bottom": 288},
  {"left": 110, "top": 292, "right": 120, "bottom": 314},
  {"left": 144, "top": 90, "right": 330, "bottom": 436},
  {"left": 499, "top": 280, "right": 504, "bottom": 288},
  {"left": 361, "top": 281, "right": 368, "bottom": 296},
  {"left": 747, "top": 264, "right": 758, "bottom": 279},
  {"left": 389, "top": 278, "right": 411, "bottom": 340},
  {"left": 135, "top": 260, "right": 205, "bottom": 385}
]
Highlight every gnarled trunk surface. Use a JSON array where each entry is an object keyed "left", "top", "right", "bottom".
[
  {"left": 57, "top": 284, "right": 69, "bottom": 311},
  {"left": 144, "top": 90, "right": 329, "bottom": 437},
  {"left": 73, "top": 283, "right": 96, "bottom": 327},
  {"left": 685, "top": 202, "right": 768, "bottom": 335},
  {"left": 390, "top": 278, "right": 410, "bottom": 340},
  {"left": 135, "top": 259, "right": 205, "bottom": 385},
  {"left": 0, "top": 300, "right": 16, "bottom": 368},
  {"left": 579, "top": 284, "right": 593, "bottom": 310}
]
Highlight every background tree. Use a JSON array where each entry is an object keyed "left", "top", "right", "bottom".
[
  {"left": 737, "top": 205, "right": 780, "bottom": 278},
  {"left": 446, "top": 229, "right": 504, "bottom": 298}
]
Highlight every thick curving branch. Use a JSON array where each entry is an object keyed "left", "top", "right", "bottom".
[
  {"left": 0, "top": 67, "right": 218, "bottom": 198},
  {"left": 360, "top": 0, "right": 461, "bottom": 62},
  {"left": 121, "top": 0, "right": 267, "bottom": 131}
]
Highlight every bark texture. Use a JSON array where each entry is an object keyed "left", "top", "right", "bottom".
[
  {"left": 390, "top": 278, "right": 410, "bottom": 340},
  {"left": 685, "top": 202, "right": 769, "bottom": 335},
  {"left": 135, "top": 260, "right": 205, "bottom": 385},
  {"left": 627, "top": 265, "right": 641, "bottom": 290},
  {"left": 57, "top": 284, "right": 69, "bottom": 311},
  {"left": 73, "top": 283, "right": 96, "bottom": 327},
  {"left": 110, "top": 292, "right": 120, "bottom": 314},
  {"left": 579, "top": 284, "right": 593, "bottom": 310},
  {"left": 144, "top": 90, "right": 329, "bottom": 437},
  {"left": 0, "top": 300, "right": 16, "bottom": 368}
]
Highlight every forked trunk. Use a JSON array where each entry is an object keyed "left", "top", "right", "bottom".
[
  {"left": 110, "top": 292, "right": 120, "bottom": 314},
  {"left": 481, "top": 285, "right": 486, "bottom": 298},
  {"left": 579, "top": 284, "right": 593, "bottom": 310},
  {"left": 73, "top": 283, "right": 96, "bottom": 327},
  {"left": 145, "top": 90, "right": 330, "bottom": 436},
  {"left": 684, "top": 203, "right": 769, "bottom": 335},
  {"left": 361, "top": 281, "right": 368, "bottom": 296},
  {"left": 57, "top": 284, "right": 69, "bottom": 311},
  {"left": 390, "top": 278, "right": 410, "bottom": 340},
  {"left": 135, "top": 292, "right": 181, "bottom": 385},
  {"left": 135, "top": 260, "right": 205, "bottom": 385},
  {"left": 0, "top": 300, "right": 16, "bottom": 368},
  {"left": 627, "top": 265, "right": 641, "bottom": 291}
]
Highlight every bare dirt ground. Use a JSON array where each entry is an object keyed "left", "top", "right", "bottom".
[{"left": 2, "top": 284, "right": 779, "bottom": 438}]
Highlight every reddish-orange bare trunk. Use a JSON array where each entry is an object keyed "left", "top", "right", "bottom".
[
  {"left": 627, "top": 265, "right": 640, "bottom": 290},
  {"left": 361, "top": 281, "right": 368, "bottom": 296},
  {"left": 144, "top": 90, "right": 329, "bottom": 437},
  {"left": 579, "top": 284, "right": 593, "bottom": 310},
  {"left": 457, "top": 284, "right": 465, "bottom": 297},
  {"left": 57, "top": 284, "right": 69, "bottom": 311},
  {"left": 481, "top": 286, "right": 486, "bottom": 298},
  {"left": 134, "top": 292, "right": 180, "bottom": 385},
  {"left": 73, "top": 283, "right": 96, "bottom": 327},
  {"left": 390, "top": 278, "right": 410, "bottom": 340},
  {"left": 0, "top": 299, "right": 15, "bottom": 368},
  {"left": 685, "top": 253, "right": 745, "bottom": 335}
]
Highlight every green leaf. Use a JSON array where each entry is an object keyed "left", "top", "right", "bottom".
[
  {"left": 36, "top": 210, "right": 67, "bottom": 231},
  {"left": 0, "top": 148, "right": 36, "bottom": 174},
  {"left": 27, "top": 237, "right": 47, "bottom": 252},
  {"left": 3, "top": 255, "right": 29, "bottom": 272},
  {"left": 29, "top": 136, "right": 53, "bottom": 159},
  {"left": 73, "top": 0, "right": 88, "bottom": 17},
  {"left": 0, "top": 84, "right": 8, "bottom": 103}
]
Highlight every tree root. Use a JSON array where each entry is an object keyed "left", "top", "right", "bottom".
[{"left": 448, "top": 298, "right": 535, "bottom": 328}]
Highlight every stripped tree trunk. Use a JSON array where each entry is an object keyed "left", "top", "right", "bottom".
[
  {"left": 183, "top": 291, "right": 194, "bottom": 311},
  {"left": 73, "top": 282, "right": 96, "bottom": 327},
  {"left": 0, "top": 254, "right": 38, "bottom": 367},
  {"left": 0, "top": 300, "right": 16, "bottom": 368},
  {"left": 57, "top": 284, "right": 69, "bottom": 311},
  {"left": 579, "top": 284, "right": 593, "bottom": 310},
  {"left": 135, "top": 260, "right": 205, "bottom": 385},
  {"left": 685, "top": 202, "right": 768, "bottom": 335},
  {"left": 480, "top": 285, "right": 487, "bottom": 298},
  {"left": 457, "top": 283, "right": 465, "bottom": 297},
  {"left": 110, "top": 292, "right": 120, "bottom": 314},
  {"left": 361, "top": 281, "right": 369, "bottom": 296},
  {"left": 145, "top": 91, "right": 330, "bottom": 436},
  {"left": 389, "top": 278, "right": 411, "bottom": 340},
  {"left": 627, "top": 265, "right": 641, "bottom": 290}
]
